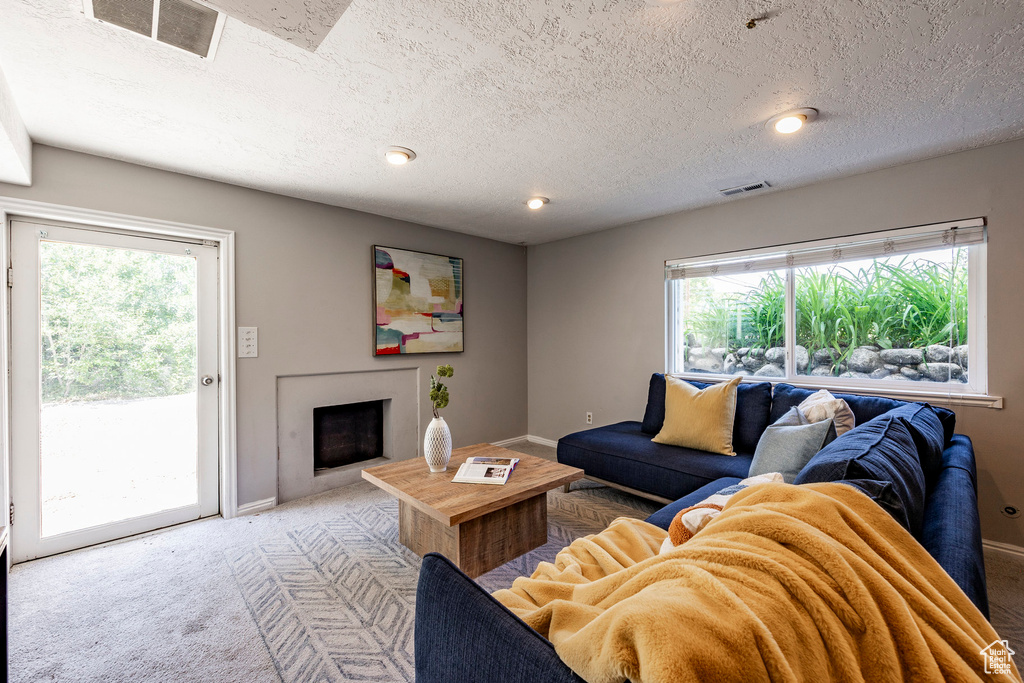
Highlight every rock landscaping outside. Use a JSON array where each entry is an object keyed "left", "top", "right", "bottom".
[{"left": 685, "top": 343, "right": 968, "bottom": 383}]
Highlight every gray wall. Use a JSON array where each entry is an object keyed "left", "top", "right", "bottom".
[
  {"left": 528, "top": 137, "right": 1024, "bottom": 546},
  {"left": 0, "top": 145, "right": 528, "bottom": 506}
]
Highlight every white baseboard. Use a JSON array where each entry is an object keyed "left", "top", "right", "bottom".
[
  {"left": 490, "top": 435, "right": 560, "bottom": 449},
  {"left": 983, "top": 539, "right": 1024, "bottom": 559},
  {"left": 236, "top": 496, "right": 277, "bottom": 516},
  {"left": 526, "top": 435, "right": 559, "bottom": 449},
  {"left": 490, "top": 435, "right": 529, "bottom": 448}
]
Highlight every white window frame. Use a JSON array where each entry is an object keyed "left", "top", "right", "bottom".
[{"left": 665, "top": 218, "right": 1001, "bottom": 409}]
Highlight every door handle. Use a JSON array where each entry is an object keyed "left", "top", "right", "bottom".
[{"left": 201, "top": 375, "right": 215, "bottom": 386}]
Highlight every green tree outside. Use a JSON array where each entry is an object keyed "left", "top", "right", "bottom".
[{"left": 40, "top": 242, "right": 198, "bottom": 403}]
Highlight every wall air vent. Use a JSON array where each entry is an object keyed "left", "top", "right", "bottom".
[
  {"left": 84, "top": 0, "right": 226, "bottom": 59},
  {"left": 718, "top": 180, "right": 771, "bottom": 197}
]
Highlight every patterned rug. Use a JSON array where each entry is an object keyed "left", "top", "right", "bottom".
[{"left": 225, "top": 481, "right": 658, "bottom": 682}]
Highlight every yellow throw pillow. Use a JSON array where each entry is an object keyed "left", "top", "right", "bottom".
[{"left": 652, "top": 376, "right": 741, "bottom": 455}]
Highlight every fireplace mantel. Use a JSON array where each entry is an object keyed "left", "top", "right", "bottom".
[{"left": 277, "top": 368, "right": 419, "bottom": 503}]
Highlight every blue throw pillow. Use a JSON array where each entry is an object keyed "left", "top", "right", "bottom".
[
  {"left": 885, "top": 403, "right": 946, "bottom": 486},
  {"left": 640, "top": 374, "right": 772, "bottom": 454},
  {"left": 749, "top": 418, "right": 835, "bottom": 483},
  {"left": 794, "top": 414, "right": 926, "bottom": 535}
]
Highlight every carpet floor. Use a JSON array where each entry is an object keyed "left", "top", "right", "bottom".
[
  {"left": 9, "top": 439, "right": 1023, "bottom": 681},
  {"left": 9, "top": 442, "right": 656, "bottom": 682}
]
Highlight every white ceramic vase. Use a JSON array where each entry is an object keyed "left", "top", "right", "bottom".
[{"left": 424, "top": 416, "right": 452, "bottom": 472}]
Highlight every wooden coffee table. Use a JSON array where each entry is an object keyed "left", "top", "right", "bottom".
[{"left": 361, "top": 443, "right": 583, "bottom": 578}]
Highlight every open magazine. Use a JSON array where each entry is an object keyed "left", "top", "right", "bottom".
[{"left": 452, "top": 456, "right": 520, "bottom": 485}]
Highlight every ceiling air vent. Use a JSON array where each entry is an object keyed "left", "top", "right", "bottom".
[
  {"left": 84, "top": 0, "right": 226, "bottom": 59},
  {"left": 718, "top": 180, "right": 771, "bottom": 197}
]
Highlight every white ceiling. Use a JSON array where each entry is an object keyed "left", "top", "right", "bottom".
[
  {"left": 210, "top": 0, "right": 353, "bottom": 51},
  {"left": 1, "top": 0, "right": 1023, "bottom": 244}
]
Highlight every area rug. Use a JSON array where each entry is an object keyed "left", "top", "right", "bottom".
[{"left": 225, "top": 481, "right": 657, "bottom": 682}]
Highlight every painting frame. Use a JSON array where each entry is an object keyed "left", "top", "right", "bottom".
[{"left": 373, "top": 245, "right": 464, "bottom": 356}]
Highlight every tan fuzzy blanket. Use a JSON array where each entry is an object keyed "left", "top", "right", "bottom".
[{"left": 493, "top": 482, "right": 1020, "bottom": 683}]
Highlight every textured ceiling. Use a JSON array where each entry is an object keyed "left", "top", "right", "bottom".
[
  {"left": 210, "top": 0, "right": 353, "bottom": 51},
  {"left": 1, "top": 0, "right": 1023, "bottom": 244}
]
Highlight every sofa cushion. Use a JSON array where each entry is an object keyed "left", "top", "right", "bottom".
[
  {"left": 770, "top": 383, "right": 957, "bottom": 447},
  {"left": 641, "top": 374, "right": 772, "bottom": 454},
  {"left": 794, "top": 414, "right": 926, "bottom": 534},
  {"left": 837, "top": 479, "right": 914, "bottom": 531},
  {"left": 770, "top": 383, "right": 902, "bottom": 427},
  {"left": 558, "top": 421, "right": 753, "bottom": 502},
  {"left": 640, "top": 374, "right": 666, "bottom": 434},
  {"left": 652, "top": 376, "right": 740, "bottom": 455},
  {"left": 933, "top": 406, "right": 957, "bottom": 447},
  {"left": 885, "top": 403, "right": 946, "bottom": 486}
]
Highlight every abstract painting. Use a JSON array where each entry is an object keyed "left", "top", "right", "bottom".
[{"left": 374, "top": 246, "right": 463, "bottom": 355}]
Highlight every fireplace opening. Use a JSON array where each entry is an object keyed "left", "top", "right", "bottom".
[{"left": 313, "top": 400, "right": 384, "bottom": 471}]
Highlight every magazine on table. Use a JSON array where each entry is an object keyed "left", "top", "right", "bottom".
[
  {"left": 464, "top": 456, "right": 519, "bottom": 470},
  {"left": 452, "top": 459, "right": 518, "bottom": 485}
]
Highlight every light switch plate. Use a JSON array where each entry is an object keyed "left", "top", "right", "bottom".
[{"left": 238, "top": 327, "right": 258, "bottom": 358}]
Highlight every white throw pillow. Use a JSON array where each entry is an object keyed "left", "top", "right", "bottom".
[{"left": 798, "top": 389, "right": 855, "bottom": 436}]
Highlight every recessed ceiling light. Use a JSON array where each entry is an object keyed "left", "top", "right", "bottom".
[
  {"left": 526, "top": 197, "right": 549, "bottom": 210},
  {"left": 384, "top": 146, "right": 416, "bottom": 165},
  {"left": 766, "top": 108, "right": 819, "bottom": 134},
  {"left": 775, "top": 116, "right": 804, "bottom": 134}
]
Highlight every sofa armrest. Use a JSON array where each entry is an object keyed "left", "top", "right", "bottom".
[
  {"left": 415, "top": 553, "right": 586, "bottom": 683},
  {"left": 920, "top": 434, "right": 989, "bottom": 618}
]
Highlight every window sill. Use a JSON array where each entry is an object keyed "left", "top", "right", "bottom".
[{"left": 668, "top": 373, "right": 1003, "bottom": 409}]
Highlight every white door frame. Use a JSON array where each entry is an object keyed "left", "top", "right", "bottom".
[
  {"left": 0, "top": 198, "right": 239, "bottom": 533},
  {"left": 11, "top": 220, "right": 221, "bottom": 561}
]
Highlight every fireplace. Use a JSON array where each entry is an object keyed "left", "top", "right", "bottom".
[
  {"left": 278, "top": 369, "right": 415, "bottom": 503},
  {"left": 313, "top": 400, "right": 385, "bottom": 471}
]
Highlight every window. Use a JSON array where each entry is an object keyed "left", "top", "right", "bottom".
[{"left": 666, "top": 219, "right": 987, "bottom": 395}]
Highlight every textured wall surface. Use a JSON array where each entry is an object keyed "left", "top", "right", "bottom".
[
  {"left": 0, "top": 145, "right": 528, "bottom": 506},
  {"left": 0, "top": 0, "right": 1022, "bottom": 243},
  {"left": 527, "top": 137, "right": 1024, "bottom": 546}
]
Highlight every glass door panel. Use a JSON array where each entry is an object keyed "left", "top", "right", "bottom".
[{"left": 39, "top": 241, "right": 200, "bottom": 536}]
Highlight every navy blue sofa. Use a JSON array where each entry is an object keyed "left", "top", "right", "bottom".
[{"left": 415, "top": 377, "right": 987, "bottom": 683}]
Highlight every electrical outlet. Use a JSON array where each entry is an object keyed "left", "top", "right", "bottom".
[
  {"left": 238, "top": 327, "right": 258, "bottom": 358},
  {"left": 586, "top": 412, "right": 593, "bottom": 425}
]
